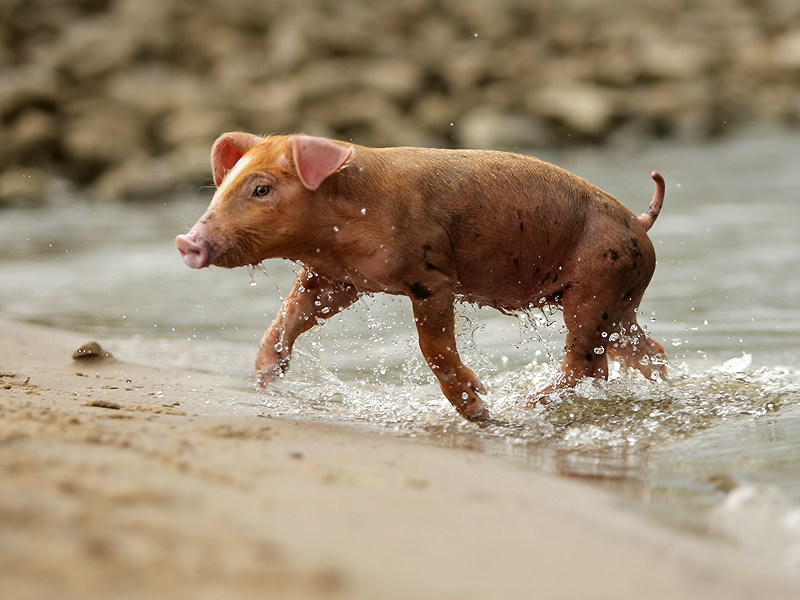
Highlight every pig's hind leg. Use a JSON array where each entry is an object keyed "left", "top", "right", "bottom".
[
  {"left": 256, "top": 267, "right": 359, "bottom": 386},
  {"left": 525, "top": 284, "right": 620, "bottom": 405},
  {"left": 606, "top": 303, "right": 668, "bottom": 382}
]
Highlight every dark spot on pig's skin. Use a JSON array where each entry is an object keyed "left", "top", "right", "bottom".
[
  {"left": 608, "top": 249, "right": 620, "bottom": 263},
  {"left": 425, "top": 262, "right": 436, "bottom": 271},
  {"left": 407, "top": 281, "right": 432, "bottom": 300},
  {"left": 552, "top": 273, "right": 558, "bottom": 283},
  {"left": 629, "top": 238, "right": 643, "bottom": 260},
  {"left": 513, "top": 257, "right": 519, "bottom": 268},
  {"left": 517, "top": 212, "right": 524, "bottom": 233},
  {"left": 602, "top": 312, "right": 609, "bottom": 321},
  {"left": 585, "top": 353, "right": 593, "bottom": 362}
]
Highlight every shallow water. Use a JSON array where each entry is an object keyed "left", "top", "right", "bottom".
[{"left": 2, "top": 126, "right": 800, "bottom": 573}]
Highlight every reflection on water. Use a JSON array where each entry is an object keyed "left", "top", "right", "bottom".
[{"left": 2, "top": 126, "right": 800, "bottom": 573}]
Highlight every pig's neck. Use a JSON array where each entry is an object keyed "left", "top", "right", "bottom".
[{"left": 287, "top": 209, "right": 396, "bottom": 294}]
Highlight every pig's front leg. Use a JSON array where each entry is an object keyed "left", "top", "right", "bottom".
[
  {"left": 411, "top": 292, "right": 489, "bottom": 421},
  {"left": 256, "top": 267, "right": 359, "bottom": 386}
]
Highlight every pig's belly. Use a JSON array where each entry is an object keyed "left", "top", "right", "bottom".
[{"left": 454, "top": 255, "right": 567, "bottom": 311}]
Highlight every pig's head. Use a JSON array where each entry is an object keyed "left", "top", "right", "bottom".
[{"left": 175, "top": 132, "right": 353, "bottom": 269}]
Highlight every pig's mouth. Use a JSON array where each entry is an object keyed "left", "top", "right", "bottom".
[{"left": 176, "top": 232, "right": 254, "bottom": 269}]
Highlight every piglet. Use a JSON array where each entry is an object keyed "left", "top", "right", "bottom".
[{"left": 176, "top": 133, "right": 668, "bottom": 421}]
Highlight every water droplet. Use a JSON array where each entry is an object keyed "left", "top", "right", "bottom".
[
  {"left": 360, "top": 208, "right": 367, "bottom": 215},
  {"left": 609, "top": 332, "right": 620, "bottom": 342},
  {"left": 594, "top": 346, "right": 605, "bottom": 355}
]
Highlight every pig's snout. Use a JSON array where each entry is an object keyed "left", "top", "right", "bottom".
[{"left": 176, "top": 233, "right": 210, "bottom": 269}]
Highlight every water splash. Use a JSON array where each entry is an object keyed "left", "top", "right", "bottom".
[
  {"left": 252, "top": 339, "right": 797, "bottom": 462},
  {"left": 246, "top": 295, "right": 795, "bottom": 459}
]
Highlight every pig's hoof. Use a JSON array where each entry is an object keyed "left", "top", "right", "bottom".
[
  {"left": 255, "top": 367, "right": 280, "bottom": 388},
  {"left": 473, "top": 416, "right": 515, "bottom": 429},
  {"left": 255, "top": 355, "right": 290, "bottom": 388},
  {"left": 463, "top": 402, "right": 490, "bottom": 422}
]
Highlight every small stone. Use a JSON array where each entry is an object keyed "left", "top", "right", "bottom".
[
  {"left": 84, "top": 399, "right": 121, "bottom": 410},
  {"left": 72, "top": 342, "right": 114, "bottom": 361}
]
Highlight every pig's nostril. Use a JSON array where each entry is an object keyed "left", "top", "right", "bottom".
[{"left": 175, "top": 234, "right": 209, "bottom": 269}]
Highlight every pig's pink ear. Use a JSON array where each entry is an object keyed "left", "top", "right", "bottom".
[
  {"left": 211, "top": 132, "right": 263, "bottom": 187},
  {"left": 288, "top": 135, "right": 353, "bottom": 191}
]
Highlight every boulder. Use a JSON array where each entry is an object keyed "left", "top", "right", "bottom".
[
  {"left": 457, "top": 108, "right": 552, "bottom": 150},
  {"left": 531, "top": 83, "right": 615, "bottom": 136}
]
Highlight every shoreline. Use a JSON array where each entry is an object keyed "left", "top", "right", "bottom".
[{"left": 1, "top": 317, "right": 798, "bottom": 599}]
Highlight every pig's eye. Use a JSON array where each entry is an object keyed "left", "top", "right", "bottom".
[{"left": 253, "top": 185, "right": 272, "bottom": 198}]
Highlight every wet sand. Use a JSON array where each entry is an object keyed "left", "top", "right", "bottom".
[{"left": 1, "top": 317, "right": 798, "bottom": 599}]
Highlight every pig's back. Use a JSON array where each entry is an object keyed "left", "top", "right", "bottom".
[
  {"left": 389, "top": 148, "right": 599, "bottom": 302},
  {"left": 335, "top": 145, "right": 637, "bottom": 309}
]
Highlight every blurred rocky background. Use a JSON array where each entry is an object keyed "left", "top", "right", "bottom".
[{"left": 1, "top": 0, "right": 800, "bottom": 204}]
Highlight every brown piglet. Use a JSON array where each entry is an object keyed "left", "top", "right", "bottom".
[{"left": 176, "top": 133, "right": 668, "bottom": 421}]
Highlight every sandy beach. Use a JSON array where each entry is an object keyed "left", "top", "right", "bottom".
[{"left": 1, "top": 317, "right": 798, "bottom": 600}]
